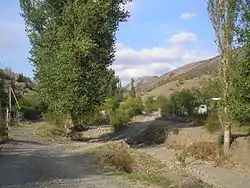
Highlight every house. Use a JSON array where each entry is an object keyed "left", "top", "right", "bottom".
[{"left": 195, "top": 104, "right": 208, "bottom": 115}]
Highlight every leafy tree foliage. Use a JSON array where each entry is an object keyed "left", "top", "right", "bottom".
[
  {"left": 144, "top": 96, "right": 168, "bottom": 114},
  {"left": 20, "top": 0, "right": 130, "bottom": 123},
  {"left": 229, "top": 0, "right": 250, "bottom": 122},
  {"left": 0, "top": 79, "right": 7, "bottom": 113},
  {"left": 168, "top": 90, "right": 198, "bottom": 116},
  {"left": 208, "top": 0, "right": 240, "bottom": 155},
  {"left": 109, "top": 98, "right": 143, "bottom": 132},
  {"left": 108, "top": 72, "right": 123, "bottom": 104}
]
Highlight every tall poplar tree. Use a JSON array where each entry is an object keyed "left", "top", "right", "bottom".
[
  {"left": 229, "top": 0, "right": 250, "bottom": 122},
  {"left": 207, "top": 0, "right": 238, "bottom": 155},
  {"left": 20, "top": 0, "right": 131, "bottom": 124}
]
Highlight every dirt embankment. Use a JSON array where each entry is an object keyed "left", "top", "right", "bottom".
[
  {"left": 79, "top": 114, "right": 250, "bottom": 188},
  {"left": 2, "top": 117, "right": 250, "bottom": 188}
]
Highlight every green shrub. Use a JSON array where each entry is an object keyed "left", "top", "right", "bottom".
[
  {"left": 204, "top": 114, "right": 221, "bottom": 132},
  {"left": 119, "top": 98, "right": 144, "bottom": 117},
  {"left": 144, "top": 96, "right": 168, "bottom": 114},
  {"left": 102, "top": 98, "right": 117, "bottom": 112},
  {"left": 109, "top": 98, "right": 144, "bottom": 132},
  {"left": 87, "top": 111, "right": 109, "bottom": 126},
  {"left": 43, "top": 111, "right": 65, "bottom": 125},
  {"left": 0, "top": 119, "right": 8, "bottom": 143},
  {"left": 109, "top": 108, "right": 130, "bottom": 132},
  {"left": 144, "top": 97, "right": 155, "bottom": 114},
  {"left": 109, "top": 113, "right": 124, "bottom": 132},
  {"left": 36, "top": 122, "right": 68, "bottom": 140},
  {"left": 14, "top": 93, "right": 47, "bottom": 121}
]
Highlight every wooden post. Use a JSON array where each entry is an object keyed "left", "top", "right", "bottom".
[
  {"left": 6, "top": 108, "right": 9, "bottom": 130},
  {"left": 0, "top": 88, "right": 1, "bottom": 118},
  {"left": 0, "top": 78, "right": 2, "bottom": 118},
  {"left": 8, "top": 85, "right": 11, "bottom": 120}
]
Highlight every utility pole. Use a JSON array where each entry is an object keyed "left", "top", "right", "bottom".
[
  {"left": 6, "top": 108, "right": 9, "bottom": 129},
  {"left": 0, "top": 79, "right": 1, "bottom": 118},
  {"left": 11, "top": 87, "right": 20, "bottom": 109},
  {"left": 8, "top": 85, "right": 12, "bottom": 124}
]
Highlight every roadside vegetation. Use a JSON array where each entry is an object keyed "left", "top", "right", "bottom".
[
  {"left": 86, "top": 141, "right": 176, "bottom": 188},
  {"left": 0, "top": 0, "right": 248, "bottom": 187}
]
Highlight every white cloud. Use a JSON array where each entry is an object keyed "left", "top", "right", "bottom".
[
  {"left": 169, "top": 32, "right": 197, "bottom": 44},
  {"left": 112, "top": 42, "right": 214, "bottom": 84},
  {"left": 180, "top": 12, "right": 197, "bottom": 20}
]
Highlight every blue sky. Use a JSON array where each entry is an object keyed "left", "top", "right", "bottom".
[{"left": 0, "top": 0, "right": 217, "bottom": 84}]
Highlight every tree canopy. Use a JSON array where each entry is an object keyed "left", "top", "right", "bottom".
[{"left": 20, "top": 0, "right": 131, "bottom": 123}]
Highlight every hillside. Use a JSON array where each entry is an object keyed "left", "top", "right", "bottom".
[
  {"left": 139, "top": 55, "right": 220, "bottom": 97},
  {"left": 0, "top": 68, "right": 35, "bottom": 97},
  {"left": 124, "top": 76, "right": 158, "bottom": 91}
]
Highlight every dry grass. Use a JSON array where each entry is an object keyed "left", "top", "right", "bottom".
[
  {"left": 35, "top": 122, "right": 69, "bottom": 141},
  {"left": 165, "top": 128, "right": 223, "bottom": 166},
  {"left": 165, "top": 128, "right": 250, "bottom": 170},
  {"left": 87, "top": 142, "right": 134, "bottom": 173},
  {"left": 147, "top": 76, "right": 205, "bottom": 97},
  {"left": 86, "top": 141, "right": 164, "bottom": 173},
  {"left": 165, "top": 127, "right": 218, "bottom": 149},
  {"left": 139, "top": 56, "right": 219, "bottom": 94},
  {"left": 85, "top": 141, "right": 176, "bottom": 187},
  {"left": 174, "top": 141, "right": 222, "bottom": 169},
  {"left": 186, "top": 141, "right": 219, "bottom": 161}
]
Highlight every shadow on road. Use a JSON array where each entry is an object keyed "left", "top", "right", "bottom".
[
  {"left": 0, "top": 148, "right": 103, "bottom": 188},
  {"left": 72, "top": 118, "right": 194, "bottom": 148}
]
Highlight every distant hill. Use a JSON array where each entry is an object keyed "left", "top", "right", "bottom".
[
  {"left": 138, "top": 56, "right": 220, "bottom": 97},
  {"left": 0, "top": 68, "right": 36, "bottom": 97},
  {"left": 124, "top": 76, "right": 159, "bottom": 91}
]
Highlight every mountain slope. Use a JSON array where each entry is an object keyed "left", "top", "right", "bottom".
[
  {"left": 0, "top": 68, "right": 35, "bottom": 97},
  {"left": 124, "top": 76, "right": 158, "bottom": 91},
  {"left": 139, "top": 56, "right": 220, "bottom": 96}
]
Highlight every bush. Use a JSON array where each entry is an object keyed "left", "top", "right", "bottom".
[
  {"left": 186, "top": 141, "right": 219, "bottom": 161},
  {"left": 90, "top": 144, "right": 134, "bottom": 173},
  {"left": 109, "top": 114, "right": 124, "bottom": 132},
  {"left": 15, "top": 93, "right": 47, "bottom": 121},
  {"left": 119, "top": 98, "right": 144, "bottom": 117},
  {"left": 86, "top": 111, "right": 109, "bottom": 126},
  {"left": 144, "top": 97, "right": 155, "bottom": 114},
  {"left": 48, "top": 124, "right": 67, "bottom": 137},
  {"left": 204, "top": 114, "right": 221, "bottom": 132},
  {"left": 109, "top": 98, "right": 144, "bottom": 132},
  {"left": 0, "top": 119, "right": 8, "bottom": 143},
  {"left": 22, "top": 107, "right": 42, "bottom": 121},
  {"left": 109, "top": 110, "right": 130, "bottom": 132},
  {"left": 36, "top": 122, "right": 68, "bottom": 140},
  {"left": 144, "top": 96, "right": 169, "bottom": 115},
  {"left": 89, "top": 142, "right": 134, "bottom": 173},
  {"left": 43, "top": 111, "right": 64, "bottom": 125},
  {"left": 102, "top": 98, "right": 118, "bottom": 113}
]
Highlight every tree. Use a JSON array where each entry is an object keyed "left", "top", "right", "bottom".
[
  {"left": 108, "top": 72, "right": 123, "bottom": 102},
  {"left": 129, "top": 78, "right": 136, "bottom": 98},
  {"left": 207, "top": 0, "right": 239, "bottom": 155},
  {"left": 0, "top": 79, "right": 7, "bottom": 117},
  {"left": 229, "top": 0, "right": 250, "bottom": 122},
  {"left": 168, "top": 90, "right": 197, "bottom": 116},
  {"left": 20, "top": 0, "right": 131, "bottom": 124}
]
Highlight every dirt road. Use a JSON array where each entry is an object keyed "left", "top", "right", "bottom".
[{"left": 0, "top": 126, "right": 141, "bottom": 188}]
